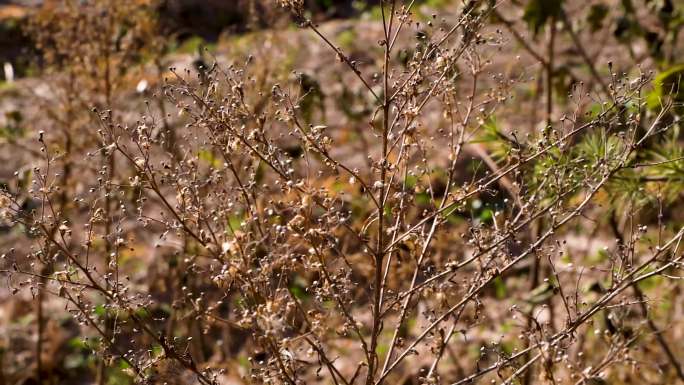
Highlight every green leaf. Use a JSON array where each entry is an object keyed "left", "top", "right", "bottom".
[
  {"left": 647, "top": 63, "right": 684, "bottom": 110},
  {"left": 403, "top": 175, "right": 418, "bottom": 189},
  {"left": 525, "top": 282, "right": 554, "bottom": 304},
  {"left": 68, "top": 337, "right": 88, "bottom": 350},
  {"left": 621, "top": 0, "right": 635, "bottom": 14},
  {"left": 414, "top": 191, "right": 430, "bottom": 205},
  {"left": 151, "top": 344, "right": 164, "bottom": 358},
  {"left": 64, "top": 353, "right": 86, "bottom": 369},
  {"left": 227, "top": 214, "right": 244, "bottom": 232},
  {"left": 523, "top": 0, "right": 563, "bottom": 35},
  {"left": 134, "top": 307, "right": 150, "bottom": 319},
  {"left": 0, "top": 110, "right": 24, "bottom": 140},
  {"left": 478, "top": 208, "right": 494, "bottom": 224},
  {"left": 493, "top": 276, "right": 507, "bottom": 299},
  {"left": 644, "top": 30, "right": 664, "bottom": 60},
  {"left": 587, "top": 4, "right": 609, "bottom": 32},
  {"left": 107, "top": 363, "right": 134, "bottom": 385},
  {"left": 198, "top": 149, "right": 222, "bottom": 169},
  {"left": 315, "top": 0, "right": 334, "bottom": 9},
  {"left": 337, "top": 29, "right": 357, "bottom": 51},
  {"left": 289, "top": 276, "right": 309, "bottom": 300},
  {"left": 94, "top": 304, "right": 107, "bottom": 318}
]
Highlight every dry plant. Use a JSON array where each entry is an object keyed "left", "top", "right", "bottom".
[{"left": 2, "top": 1, "right": 684, "bottom": 384}]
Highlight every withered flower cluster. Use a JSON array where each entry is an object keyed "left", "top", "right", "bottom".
[{"left": 2, "top": 1, "right": 684, "bottom": 385}]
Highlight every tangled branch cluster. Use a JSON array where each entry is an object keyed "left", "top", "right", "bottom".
[{"left": 2, "top": 1, "right": 684, "bottom": 384}]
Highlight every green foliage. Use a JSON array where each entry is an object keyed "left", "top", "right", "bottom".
[
  {"left": 173, "top": 36, "right": 217, "bottom": 55},
  {"left": 296, "top": 73, "right": 326, "bottom": 124},
  {"left": 474, "top": 117, "right": 512, "bottom": 160},
  {"left": 493, "top": 276, "right": 507, "bottom": 299},
  {"left": 228, "top": 213, "right": 245, "bottom": 233},
  {"left": 576, "top": 128, "right": 626, "bottom": 168},
  {"left": 637, "top": 130, "right": 684, "bottom": 202},
  {"left": 151, "top": 344, "right": 164, "bottom": 358},
  {"left": 106, "top": 365, "right": 134, "bottom": 385},
  {"left": 94, "top": 304, "right": 107, "bottom": 318},
  {"left": 552, "top": 65, "right": 575, "bottom": 100},
  {"left": 362, "top": 5, "right": 385, "bottom": 21},
  {"left": 0, "top": 110, "right": 24, "bottom": 140},
  {"left": 198, "top": 149, "right": 223, "bottom": 169},
  {"left": 610, "top": 0, "right": 684, "bottom": 64},
  {"left": 337, "top": 28, "right": 357, "bottom": 51},
  {"left": 606, "top": 168, "right": 651, "bottom": 208},
  {"left": 637, "top": 270, "right": 663, "bottom": 291},
  {"left": 587, "top": 4, "right": 609, "bottom": 32},
  {"left": 337, "top": 78, "right": 373, "bottom": 121},
  {"left": 523, "top": 0, "right": 564, "bottom": 35},
  {"left": 468, "top": 198, "right": 495, "bottom": 225},
  {"left": 524, "top": 282, "right": 555, "bottom": 305},
  {"left": 314, "top": 0, "right": 334, "bottom": 9},
  {"left": 647, "top": 64, "right": 684, "bottom": 110},
  {"left": 414, "top": 191, "right": 431, "bottom": 206},
  {"left": 289, "top": 276, "right": 309, "bottom": 300}
]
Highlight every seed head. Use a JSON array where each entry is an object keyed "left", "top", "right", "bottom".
[{"left": 278, "top": 0, "right": 304, "bottom": 14}]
